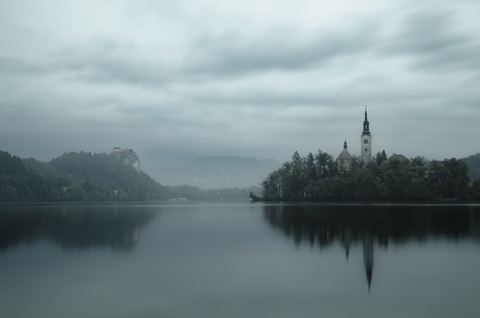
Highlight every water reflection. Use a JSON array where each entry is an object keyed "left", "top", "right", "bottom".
[
  {"left": 263, "top": 204, "right": 480, "bottom": 290},
  {"left": 0, "top": 203, "right": 155, "bottom": 253}
]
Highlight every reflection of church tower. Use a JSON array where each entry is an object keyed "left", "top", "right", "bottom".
[
  {"left": 363, "top": 233, "right": 374, "bottom": 291},
  {"left": 361, "top": 107, "right": 372, "bottom": 162},
  {"left": 340, "top": 227, "right": 353, "bottom": 261}
]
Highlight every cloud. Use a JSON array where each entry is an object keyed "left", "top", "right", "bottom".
[
  {"left": 382, "top": 11, "right": 480, "bottom": 72},
  {"left": 0, "top": 57, "right": 49, "bottom": 74},
  {"left": 1, "top": 0, "right": 480, "bottom": 171},
  {"left": 182, "top": 22, "right": 380, "bottom": 78}
]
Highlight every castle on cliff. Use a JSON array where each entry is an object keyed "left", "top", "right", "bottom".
[{"left": 111, "top": 147, "right": 141, "bottom": 173}]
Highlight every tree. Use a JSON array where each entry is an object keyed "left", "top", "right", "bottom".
[
  {"left": 261, "top": 169, "right": 286, "bottom": 201},
  {"left": 249, "top": 192, "right": 262, "bottom": 202},
  {"left": 381, "top": 158, "right": 414, "bottom": 200},
  {"left": 349, "top": 155, "right": 365, "bottom": 174},
  {"left": 304, "top": 152, "right": 316, "bottom": 181},
  {"left": 353, "top": 168, "right": 381, "bottom": 201},
  {"left": 315, "top": 149, "right": 335, "bottom": 178},
  {"left": 375, "top": 150, "right": 387, "bottom": 166},
  {"left": 408, "top": 156, "right": 429, "bottom": 200},
  {"left": 427, "top": 159, "right": 470, "bottom": 199},
  {"left": 323, "top": 176, "right": 350, "bottom": 201},
  {"left": 291, "top": 151, "right": 302, "bottom": 168}
]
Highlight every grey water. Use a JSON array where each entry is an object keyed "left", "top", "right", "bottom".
[{"left": 1, "top": 202, "right": 480, "bottom": 318}]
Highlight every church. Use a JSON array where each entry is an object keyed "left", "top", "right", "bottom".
[{"left": 336, "top": 107, "right": 372, "bottom": 172}]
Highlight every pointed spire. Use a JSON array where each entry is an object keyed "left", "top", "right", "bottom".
[
  {"left": 362, "top": 105, "right": 371, "bottom": 136},
  {"left": 344, "top": 139, "right": 347, "bottom": 149}
]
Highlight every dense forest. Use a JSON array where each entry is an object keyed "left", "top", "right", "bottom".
[
  {"left": 258, "top": 150, "right": 480, "bottom": 201},
  {"left": 0, "top": 150, "right": 259, "bottom": 202},
  {"left": 2, "top": 149, "right": 479, "bottom": 203}
]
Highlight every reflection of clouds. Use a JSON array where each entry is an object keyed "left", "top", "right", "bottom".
[
  {"left": 0, "top": 204, "right": 155, "bottom": 253},
  {"left": 263, "top": 204, "right": 480, "bottom": 291}
]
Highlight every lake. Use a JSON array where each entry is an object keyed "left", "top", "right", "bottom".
[{"left": 1, "top": 202, "right": 480, "bottom": 318}]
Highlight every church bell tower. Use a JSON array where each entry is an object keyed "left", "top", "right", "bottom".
[{"left": 361, "top": 106, "right": 372, "bottom": 162}]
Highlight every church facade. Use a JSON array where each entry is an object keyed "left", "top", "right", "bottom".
[
  {"left": 336, "top": 107, "right": 373, "bottom": 171},
  {"left": 361, "top": 108, "right": 372, "bottom": 162},
  {"left": 336, "top": 140, "right": 353, "bottom": 173}
]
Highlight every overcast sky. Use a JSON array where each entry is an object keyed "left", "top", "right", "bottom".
[{"left": 1, "top": 0, "right": 479, "bottom": 173}]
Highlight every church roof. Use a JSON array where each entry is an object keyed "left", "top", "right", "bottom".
[
  {"left": 336, "top": 148, "right": 353, "bottom": 161},
  {"left": 388, "top": 154, "right": 409, "bottom": 161}
]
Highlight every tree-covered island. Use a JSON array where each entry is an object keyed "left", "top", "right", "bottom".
[
  {"left": 257, "top": 149, "right": 480, "bottom": 202},
  {"left": 255, "top": 109, "right": 480, "bottom": 202}
]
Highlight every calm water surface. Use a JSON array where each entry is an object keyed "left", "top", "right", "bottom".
[{"left": 1, "top": 202, "right": 480, "bottom": 318}]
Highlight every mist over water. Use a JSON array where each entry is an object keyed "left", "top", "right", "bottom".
[{"left": 1, "top": 202, "right": 480, "bottom": 318}]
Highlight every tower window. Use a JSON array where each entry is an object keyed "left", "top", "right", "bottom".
[
  {"left": 364, "top": 139, "right": 368, "bottom": 144},
  {"left": 365, "top": 148, "right": 368, "bottom": 152}
]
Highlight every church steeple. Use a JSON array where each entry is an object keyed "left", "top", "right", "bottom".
[
  {"left": 362, "top": 106, "right": 371, "bottom": 136},
  {"left": 360, "top": 106, "right": 372, "bottom": 162},
  {"left": 344, "top": 140, "right": 348, "bottom": 150}
]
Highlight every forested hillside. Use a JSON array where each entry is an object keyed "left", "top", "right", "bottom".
[
  {"left": 0, "top": 150, "right": 168, "bottom": 202},
  {"left": 261, "top": 150, "right": 480, "bottom": 201},
  {"left": 0, "top": 150, "right": 259, "bottom": 202},
  {"left": 462, "top": 153, "right": 480, "bottom": 181}
]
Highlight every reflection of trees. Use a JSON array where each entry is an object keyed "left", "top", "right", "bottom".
[
  {"left": 263, "top": 204, "right": 480, "bottom": 290},
  {"left": 0, "top": 204, "right": 156, "bottom": 253},
  {"left": 264, "top": 204, "right": 479, "bottom": 248}
]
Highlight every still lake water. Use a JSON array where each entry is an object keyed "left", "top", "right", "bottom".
[{"left": 1, "top": 202, "right": 480, "bottom": 318}]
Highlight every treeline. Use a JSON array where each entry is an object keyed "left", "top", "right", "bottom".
[
  {"left": 0, "top": 150, "right": 258, "bottom": 202},
  {"left": 260, "top": 150, "right": 480, "bottom": 201},
  {"left": 167, "top": 185, "right": 262, "bottom": 201}
]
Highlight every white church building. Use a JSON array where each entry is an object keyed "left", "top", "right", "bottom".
[{"left": 336, "top": 108, "right": 372, "bottom": 171}]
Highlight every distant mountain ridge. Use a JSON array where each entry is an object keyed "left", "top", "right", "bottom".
[
  {"left": 461, "top": 152, "right": 480, "bottom": 181},
  {"left": 155, "top": 156, "right": 282, "bottom": 189}
]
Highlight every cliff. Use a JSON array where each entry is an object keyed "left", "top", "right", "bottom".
[{"left": 111, "top": 147, "right": 141, "bottom": 173}]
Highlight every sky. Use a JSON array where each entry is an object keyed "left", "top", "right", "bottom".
[{"left": 1, "top": 0, "right": 480, "bottom": 175}]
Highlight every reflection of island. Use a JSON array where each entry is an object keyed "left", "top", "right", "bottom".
[
  {"left": 0, "top": 204, "right": 156, "bottom": 253},
  {"left": 263, "top": 204, "right": 480, "bottom": 291}
]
